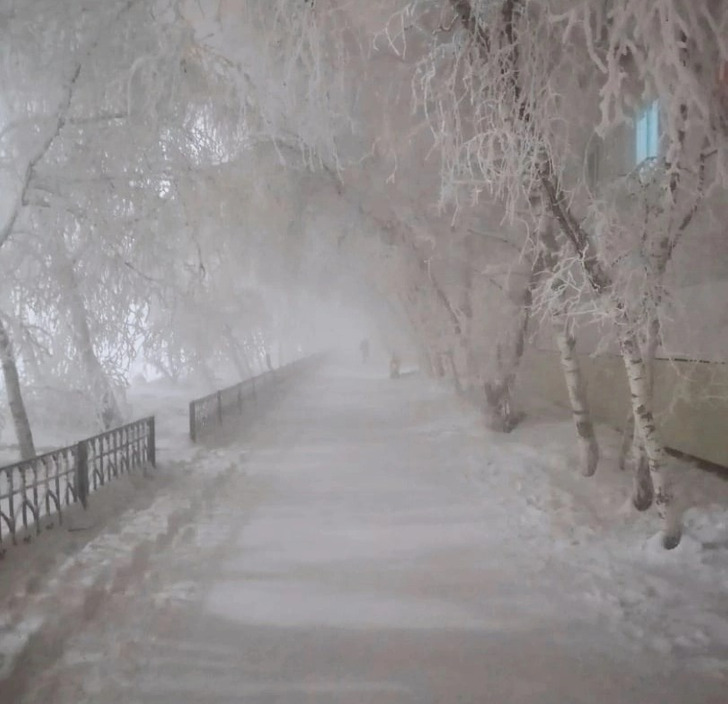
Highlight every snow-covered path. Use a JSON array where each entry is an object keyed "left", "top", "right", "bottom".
[{"left": 18, "top": 365, "right": 727, "bottom": 703}]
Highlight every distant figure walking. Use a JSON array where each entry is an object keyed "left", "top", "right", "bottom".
[
  {"left": 359, "top": 338, "right": 370, "bottom": 364},
  {"left": 389, "top": 352, "right": 401, "bottom": 379}
]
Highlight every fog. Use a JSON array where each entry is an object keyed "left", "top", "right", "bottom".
[{"left": 1, "top": 1, "right": 728, "bottom": 702}]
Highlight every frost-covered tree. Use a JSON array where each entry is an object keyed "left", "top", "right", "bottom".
[
  {"left": 2, "top": 0, "right": 723, "bottom": 551},
  {"left": 215, "top": 0, "right": 728, "bottom": 548},
  {"left": 409, "top": 0, "right": 727, "bottom": 547},
  {"left": 0, "top": 0, "right": 246, "bottom": 436}
]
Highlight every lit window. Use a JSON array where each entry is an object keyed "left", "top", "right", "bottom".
[{"left": 635, "top": 100, "right": 659, "bottom": 165}]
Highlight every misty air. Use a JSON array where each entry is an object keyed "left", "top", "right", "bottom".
[{"left": 1, "top": 1, "right": 727, "bottom": 702}]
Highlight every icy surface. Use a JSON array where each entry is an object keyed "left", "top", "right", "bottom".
[{"left": 15, "top": 364, "right": 728, "bottom": 703}]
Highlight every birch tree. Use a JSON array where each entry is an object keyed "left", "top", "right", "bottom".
[
  {"left": 0, "top": 317, "right": 35, "bottom": 458},
  {"left": 0, "top": 0, "right": 229, "bottom": 433},
  {"left": 157, "top": 0, "right": 728, "bottom": 548},
  {"left": 407, "top": 0, "right": 727, "bottom": 547}
]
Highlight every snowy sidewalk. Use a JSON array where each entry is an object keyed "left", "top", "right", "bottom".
[{"left": 14, "top": 365, "right": 728, "bottom": 703}]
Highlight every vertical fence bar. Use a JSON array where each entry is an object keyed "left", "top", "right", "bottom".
[
  {"left": 99, "top": 435, "right": 104, "bottom": 485},
  {"left": 217, "top": 391, "right": 223, "bottom": 428},
  {"left": 44, "top": 457, "right": 51, "bottom": 523},
  {"left": 148, "top": 416, "right": 156, "bottom": 467},
  {"left": 114, "top": 427, "right": 119, "bottom": 476},
  {"left": 8, "top": 470, "right": 16, "bottom": 544},
  {"left": 55, "top": 456, "right": 62, "bottom": 518},
  {"left": 76, "top": 441, "right": 89, "bottom": 509},
  {"left": 31, "top": 464, "right": 39, "bottom": 528},
  {"left": 20, "top": 466, "right": 28, "bottom": 531},
  {"left": 189, "top": 401, "right": 196, "bottom": 443}
]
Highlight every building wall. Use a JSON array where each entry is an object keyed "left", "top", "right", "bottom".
[
  {"left": 520, "top": 101, "right": 728, "bottom": 467},
  {"left": 518, "top": 349, "right": 728, "bottom": 467}
]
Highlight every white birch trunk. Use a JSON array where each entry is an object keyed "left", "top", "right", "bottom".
[
  {"left": 632, "top": 315, "right": 660, "bottom": 509},
  {"left": 620, "top": 332, "right": 681, "bottom": 549},
  {"left": 552, "top": 316, "right": 599, "bottom": 477},
  {"left": 618, "top": 410, "right": 655, "bottom": 511},
  {"left": 618, "top": 312, "right": 661, "bottom": 510},
  {"left": 537, "top": 218, "right": 601, "bottom": 477},
  {"left": 55, "top": 246, "right": 123, "bottom": 429},
  {"left": 0, "top": 319, "right": 36, "bottom": 460}
]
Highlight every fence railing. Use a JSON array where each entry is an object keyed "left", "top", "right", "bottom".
[
  {"left": 189, "top": 355, "right": 323, "bottom": 443},
  {"left": 0, "top": 416, "right": 155, "bottom": 548}
]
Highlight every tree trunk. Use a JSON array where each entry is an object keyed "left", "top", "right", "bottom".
[
  {"left": 618, "top": 311, "right": 661, "bottom": 510},
  {"left": 0, "top": 318, "right": 36, "bottom": 460},
  {"left": 194, "top": 354, "right": 217, "bottom": 390},
  {"left": 537, "top": 217, "right": 600, "bottom": 476},
  {"left": 455, "top": 246, "right": 476, "bottom": 395},
  {"left": 631, "top": 314, "right": 661, "bottom": 506},
  {"left": 225, "top": 328, "right": 253, "bottom": 380},
  {"left": 483, "top": 374, "right": 519, "bottom": 432},
  {"left": 552, "top": 315, "right": 599, "bottom": 476},
  {"left": 55, "top": 246, "right": 123, "bottom": 429},
  {"left": 396, "top": 292, "right": 436, "bottom": 378},
  {"left": 405, "top": 241, "right": 470, "bottom": 392},
  {"left": 479, "top": 255, "right": 540, "bottom": 433},
  {"left": 431, "top": 351, "right": 445, "bottom": 378},
  {"left": 617, "top": 410, "right": 654, "bottom": 510},
  {"left": 480, "top": 353, "right": 522, "bottom": 434},
  {"left": 620, "top": 331, "right": 681, "bottom": 549},
  {"left": 451, "top": 0, "right": 680, "bottom": 547},
  {"left": 445, "top": 349, "right": 462, "bottom": 393},
  {"left": 257, "top": 332, "right": 272, "bottom": 373},
  {"left": 481, "top": 337, "right": 526, "bottom": 433}
]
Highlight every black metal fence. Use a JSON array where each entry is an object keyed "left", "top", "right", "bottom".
[
  {"left": 189, "top": 355, "right": 322, "bottom": 443},
  {"left": 0, "top": 416, "right": 155, "bottom": 548},
  {"left": 0, "top": 355, "right": 320, "bottom": 547}
]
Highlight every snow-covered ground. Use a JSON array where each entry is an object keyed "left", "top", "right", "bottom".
[
  {"left": 0, "top": 376, "right": 201, "bottom": 564},
  {"left": 7, "top": 361, "right": 728, "bottom": 702}
]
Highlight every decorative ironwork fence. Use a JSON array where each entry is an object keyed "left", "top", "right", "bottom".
[
  {"left": 189, "top": 355, "right": 322, "bottom": 443},
  {"left": 0, "top": 416, "right": 155, "bottom": 548}
]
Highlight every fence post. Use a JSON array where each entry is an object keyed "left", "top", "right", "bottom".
[
  {"left": 237, "top": 385, "right": 243, "bottom": 413},
  {"left": 217, "top": 391, "right": 223, "bottom": 425},
  {"left": 189, "top": 401, "right": 196, "bottom": 443},
  {"left": 148, "top": 417, "right": 156, "bottom": 467},
  {"left": 76, "top": 441, "right": 89, "bottom": 509}
]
